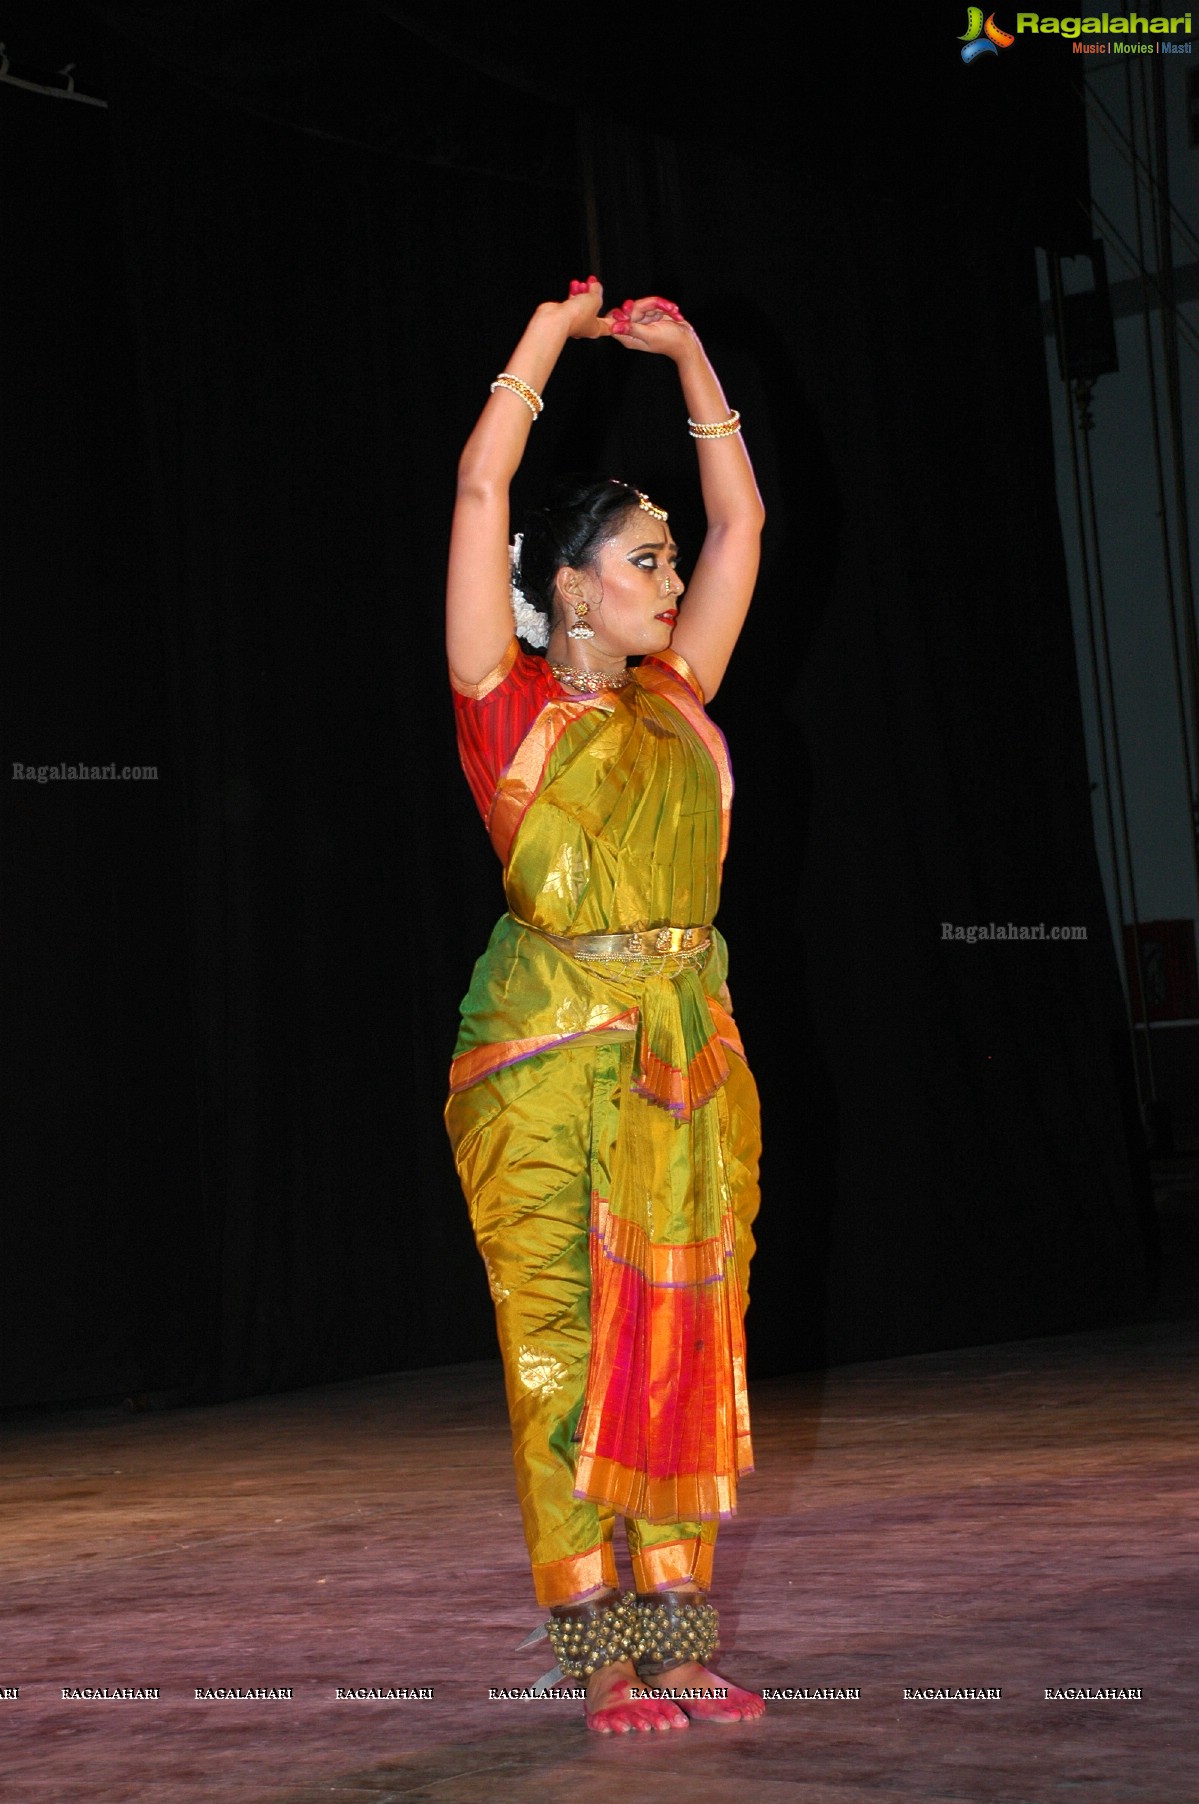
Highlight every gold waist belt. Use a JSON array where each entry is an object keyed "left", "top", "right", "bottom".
[{"left": 536, "top": 923, "right": 713, "bottom": 976}]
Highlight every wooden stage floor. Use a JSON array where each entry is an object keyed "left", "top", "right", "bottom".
[{"left": 2, "top": 1320, "right": 1195, "bottom": 1803}]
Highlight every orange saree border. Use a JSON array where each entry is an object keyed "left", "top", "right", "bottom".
[
  {"left": 448, "top": 991, "right": 742, "bottom": 1097},
  {"left": 447, "top": 1010, "right": 639, "bottom": 1094},
  {"left": 589, "top": 1192, "right": 736, "bottom": 1287},
  {"left": 642, "top": 645, "right": 704, "bottom": 701},
  {"left": 487, "top": 693, "right": 608, "bottom": 868},
  {"left": 532, "top": 1542, "right": 620, "bottom": 1610},
  {"left": 573, "top": 1459, "right": 740, "bottom": 1525},
  {"left": 707, "top": 996, "right": 745, "bottom": 1062},
  {"left": 633, "top": 1019, "right": 730, "bottom": 1123},
  {"left": 630, "top": 1535, "right": 716, "bottom": 1594}
]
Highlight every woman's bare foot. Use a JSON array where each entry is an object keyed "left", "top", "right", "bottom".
[
  {"left": 585, "top": 1659, "right": 689, "bottom": 1733},
  {"left": 633, "top": 1659, "right": 765, "bottom": 1723}
]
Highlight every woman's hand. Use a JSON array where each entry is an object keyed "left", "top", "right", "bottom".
[
  {"left": 609, "top": 295, "right": 696, "bottom": 361},
  {"left": 534, "top": 276, "right": 613, "bottom": 340},
  {"left": 529, "top": 282, "right": 683, "bottom": 350}
]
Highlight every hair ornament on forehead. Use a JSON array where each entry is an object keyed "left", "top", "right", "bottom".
[
  {"left": 508, "top": 532, "right": 549, "bottom": 648},
  {"left": 609, "top": 478, "right": 668, "bottom": 523}
]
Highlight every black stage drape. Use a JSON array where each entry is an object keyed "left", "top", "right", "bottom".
[{"left": 1, "top": 3, "right": 1151, "bottom": 1407}]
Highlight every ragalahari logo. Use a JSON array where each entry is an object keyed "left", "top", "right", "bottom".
[{"left": 959, "top": 8, "right": 1016, "bottom": 59}]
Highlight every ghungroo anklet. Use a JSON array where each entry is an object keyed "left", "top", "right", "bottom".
[
  {"left": 635, "top": 1591, "right": 720, "bottom": 1676},
  {"left": 545, "top": 1591, "right": 644, "bottom": 1678}
]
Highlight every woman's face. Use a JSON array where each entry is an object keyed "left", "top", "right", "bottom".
[{"left": 562, "top": 510, "right": 684, "bottom": 659}]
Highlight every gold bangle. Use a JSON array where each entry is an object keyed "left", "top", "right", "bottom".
[
  {"left": 490, "top": 372, "right": 544, "bottom": 418},
  {"left": 687, "top": 408, "right": 741, "bottom": 439}
]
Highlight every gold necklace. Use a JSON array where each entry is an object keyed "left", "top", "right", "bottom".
[{"left": 550, "top": 662, "right": 633, "bottom": 695}]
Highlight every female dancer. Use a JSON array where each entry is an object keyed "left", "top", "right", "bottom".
[{"left": 445, "top": 279, "right": 766, "bottom": 1733}]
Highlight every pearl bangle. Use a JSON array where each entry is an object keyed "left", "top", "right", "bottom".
[
  {"left": 491, "top": 372, "right": 544, "bottom": 418},
  {"left": 687, "top": 408, "right": 741, "bottom": 439}
]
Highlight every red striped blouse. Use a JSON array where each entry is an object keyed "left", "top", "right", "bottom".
[{"left": 450, "top": 638, "right": 559, "bottom": 824}]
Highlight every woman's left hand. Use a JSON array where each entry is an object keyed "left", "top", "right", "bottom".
[{"left": 610, "top": 295, "right": 696, "bottom": 360}]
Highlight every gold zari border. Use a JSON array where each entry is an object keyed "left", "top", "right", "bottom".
[
  {"left": 489, "top": 695, "right": 605, "bottom": 867},
  {"left": 447, "top": 1010, "right": 640, "bottom": 1094},
  {"left": 532, "top": 1541, "right": 620, "bottom": 1609},
  {"left": 449, "top": 636, "right": 519, "bottom": 700},
  {"left": 631, "top": 1536, "right": 716, "bottom": 1594},
  {"left": 573, "top": 1456, "right": 739, "bottom": 1525},
  {"left": 645, "top": 646, "right": 705, "bottom": 702}
]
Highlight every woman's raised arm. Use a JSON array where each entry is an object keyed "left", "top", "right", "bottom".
[
  {"left": 610, "top": 300, "right": 765, "bottom": 701},
  {"left": 446, "top": 281, "right": 612, "bottom": 688}
]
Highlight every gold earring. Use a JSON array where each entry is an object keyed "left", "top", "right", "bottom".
[{"left": 567, "top": 598, "right": 594, "bottom": 641}]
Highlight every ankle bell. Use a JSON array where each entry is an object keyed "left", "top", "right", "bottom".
[
  {"left": 545, "top": 1590, "right": 645, "bottom": 1679},
  {"left": 635, "top": 1590, "right": 720, "bottom": 1677}
]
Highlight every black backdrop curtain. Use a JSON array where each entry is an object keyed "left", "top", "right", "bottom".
[{"left": 1, "top": 3, "right": 1150, "bottom": 1407}]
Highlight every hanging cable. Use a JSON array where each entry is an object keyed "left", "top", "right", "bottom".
[
  {"left": 1083, "top": 195, "right": 1199, "bottom": 365},
  {"left": 1082, "top": 373, "right": 1159, "bottom": 1109},
  {"left": 1046, "top": 250, "right": 1157, "bottom": 1121},
  {"left": 1124, "top": 61, "right": 1199, "bottom": 926},
  {"left": 1144, "top": 59, "right": 1199, "bottom": 874},
  {"left": 1085, "top": 73, "right": 1199, "bottom": 264}
]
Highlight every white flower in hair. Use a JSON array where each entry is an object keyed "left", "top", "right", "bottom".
[{"left": 509, "top": 532, "right": 548, "bottom": 648}]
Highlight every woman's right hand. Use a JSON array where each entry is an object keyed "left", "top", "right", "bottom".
[{"left": 543, "top": 277, "right": 612, "bottom": 340}]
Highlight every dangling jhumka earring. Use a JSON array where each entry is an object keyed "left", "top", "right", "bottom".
[{"left": 566, "top": 598, "right": 594, "bottom": 641}]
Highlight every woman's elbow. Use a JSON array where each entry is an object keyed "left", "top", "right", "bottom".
[{"left": 454, "top": 465, "right": 510, "bottom": 516}]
